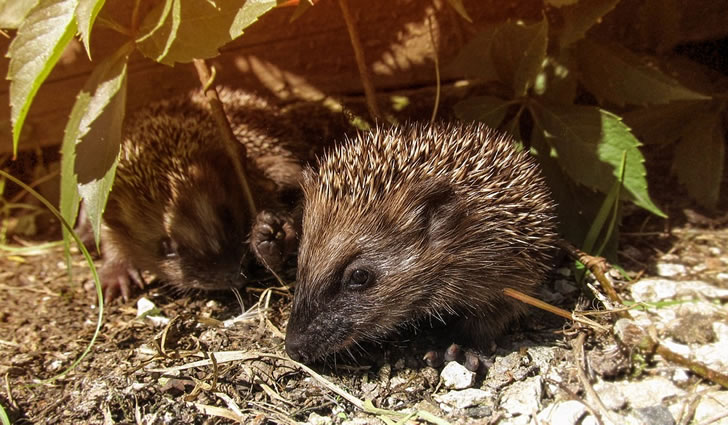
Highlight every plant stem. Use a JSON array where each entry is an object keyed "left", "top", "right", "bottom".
[
  {"left": 337, "top": 0, "right": 380, "bottom": 121},
  {"left": 192, "top": 59, "right": 257, "bottom": 217}
]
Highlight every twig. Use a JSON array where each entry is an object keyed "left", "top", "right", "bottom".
[
  {"left": 653, "top": 344, "right": 728, "bottom": 389},
  {"left": 192, "top": 59, "right": 258, "bottom": 218},
  {"left": 427, "top": 11, "right": 441, "bottom": 125},
  {"left": 337, "top": 0, "right": 380, "bottom": 121},
  {"left": 558, "top": 240, "right": 624, "bottom": 306},
  {"left": 572, "top": 333, "right": 612, "bottom": 425}
]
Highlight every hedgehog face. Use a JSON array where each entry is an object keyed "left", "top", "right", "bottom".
[
  {"left": 106, "top": 154, "right": 253, "bottom": 292},
  {"left": 285, "top": 180, "right": 463, "bottom": 363}
]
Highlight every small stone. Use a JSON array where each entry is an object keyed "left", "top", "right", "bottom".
[
  {"left": 435, "top": 388, "right": 495, "bottom": 410},
  {"left": 667, "top": 313, "right": 716, "bottom": 344},
  {"left": 623, "top": 245, "right": 643, "bottom": 259},
  {"left": 308, "top": 412, "right": 334, "bottom": 425},
  {"left": 499, "top": 376, "right": 543, "bottom": 419},
  {"left": 536, "top": 400, "right": 588, "bottom": 425},
  {"left": 593, "top": 381, "right": 627, "bottom": 410},
  {"left": 630, "top": 279, "right": 728, "bottom": 303},
  {"left": 693, "top": 391, "right": 728, "bottom": 425},
  {"left": 588, "top": 345, "right": 630, "bottom": 378},
  {"left": 717, "top": 273, "right": 728, "bottom": 281},
  {"left": 612, "top": 376, "right": 683, "bottom": 409},
  {"left": 657, "top": 263, "right": 686, "bottom": 277},
  {"left": 708, "top": 247, "right": 721, "bottom": 256},
  {"left": 526, "top": 346, "right": 558, "bottom": 373},
  {"left": 632, "top": 406, "right": 675, "bottom": 425},
  {"left": 485, "top": 352, "right": 530, "bottom": 389},
  {"left": 136, "top": 297, "right": 158, "bottom": 317},
  {"left": 440, "top": 361, "right": 475, "bottom": 389},
  {"left": 672, "top": 368, "right": 690, "bottom": 384}
]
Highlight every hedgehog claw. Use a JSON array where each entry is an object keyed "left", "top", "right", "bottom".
[
  {"left": 251, "top": 210, "right": 298, "bottom": 271},
  {"left": 94, "top": 258, "right": 145, "bottom": 303},
  {"left": 425, "top": 343, "right": 486, "bottom": 373}
]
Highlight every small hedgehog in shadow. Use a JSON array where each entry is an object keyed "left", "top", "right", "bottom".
[{"left": 97, "top": 88, "right": 345, "bottom": 300}]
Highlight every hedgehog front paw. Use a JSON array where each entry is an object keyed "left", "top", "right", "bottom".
[
  {"left": 95, "top": 258, "right": 145, "bottom": 302},
  {"left": 423, "top": 343, "right": 489, "bottom": 372},
  {"left": 250, "top": 210, "right": 298, "bottom": 271}
]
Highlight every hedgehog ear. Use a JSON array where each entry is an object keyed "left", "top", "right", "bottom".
[{"left": 413, "top": 180, "right": 463, "bottom": 247}]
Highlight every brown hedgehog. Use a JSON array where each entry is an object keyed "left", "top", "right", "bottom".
[
  {"left": 285, "top": 122, "right": 558, "bottom": 364},
  {"left": 99, "top": 88, "right": 318, "bottom": 300}
]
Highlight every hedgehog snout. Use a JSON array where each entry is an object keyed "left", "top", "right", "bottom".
[{"left": 284, "top": 331, "right": 309, "bottom": 362}]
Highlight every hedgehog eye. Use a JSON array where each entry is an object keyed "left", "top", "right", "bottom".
[
  {"left": 159, "top": 237, "right": 179, "bottom": 258},
  {"left": 342, "top": 262, "right": 374, "bottom": 290}
]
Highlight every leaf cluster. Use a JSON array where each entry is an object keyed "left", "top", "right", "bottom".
[{"left": 450, "top": 0, "right": 726, "bottom": 255}]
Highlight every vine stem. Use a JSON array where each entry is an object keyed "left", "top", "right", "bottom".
[
  {"left": 192, "top": 59, "right": 257, "bottom": 217},
  {"left": 337, "top": 0, "right": 380, "bottom": 121}
]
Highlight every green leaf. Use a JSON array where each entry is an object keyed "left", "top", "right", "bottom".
[
  {"left": 60, "top": 43, "right": 131, "bottom": 249},
  {"left": 76, "top": 0, "right": 106, "bottom": 58},
  {"left": 444, "top": 0, "right": 472, "bottom": 22},
  {"left": 491, "top": 19, "right": 548, "bottom": 96},
  {"left": 453, "top": 96, "right": 512, "bottom": 129},
  {"left": 537, "top": 53, "right": 578, "bottom": 104},
  {"left": 136, "top": 0, "right": 275, "bottom": 65},
  {"left": 557, "top": 0, "right": 620, "bottom": 47},
  {"left": 583, "top": 151, "right": 624, "bottom": 256},
  {"left": 530, "top": 128, "right": 619, "bottom": 259},
  {"left": 639, "top": 0, "right": 682, "bottom": 53},
  {"left": 575, "top": 39, "right": 710, "bottom": 106},
  {"left": 0, "top": 0, "right": 39, "bottom": 28},
  {"left": 532, "top": 102, "right": 666, "bottom": 217},
  {"left": 448, "top": 27, "right": 500, "bottom": 81},
  {"left": 673, "top": 111, "right": 725, "bottom": 210},
  {"left": 231, "top": 0, "right": 276, "bottom": 35},
  {"left": 622, "top": 101, "right": 709, "bottom": 145},
  {"left": 7, "top": 0, "right": 78, "bottom": 155}
]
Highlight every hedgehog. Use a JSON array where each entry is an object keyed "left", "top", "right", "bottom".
[
  {"left": 98, "top": 88, "right": 325, "bottom": 300},
  {"left": 284, "top": 121, "right": 559, "bottom": 366}
]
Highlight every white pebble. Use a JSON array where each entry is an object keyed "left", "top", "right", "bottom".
[{"left": 440, "top": 361, "right": 475, "bottom": 389}]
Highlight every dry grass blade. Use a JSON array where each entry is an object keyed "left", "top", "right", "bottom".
[
  {"left": 190, "top": 401, "right": 245, "bottom": 423},
  {"left": 503, "top": 288, "right": 610, "bottom": 332}
]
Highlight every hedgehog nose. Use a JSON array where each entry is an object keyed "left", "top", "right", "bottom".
[{"left": 284, "top": 333, "right": 308, "bottom": 363}]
